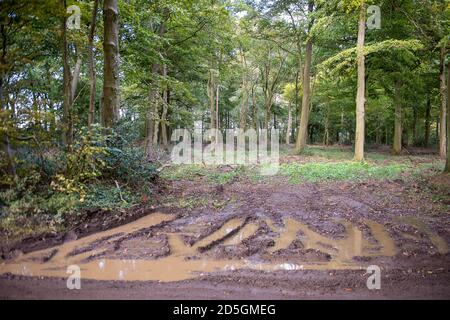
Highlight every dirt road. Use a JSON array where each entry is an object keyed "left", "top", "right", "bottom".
[{"left": 1, "top": 169, "right": 449, "bottom": 299}]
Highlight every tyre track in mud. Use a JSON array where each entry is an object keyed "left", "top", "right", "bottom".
[{"left": 1, "top": 178, "right": 449, "bottom": 298}]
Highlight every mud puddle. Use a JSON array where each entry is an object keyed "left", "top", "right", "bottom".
[
  {"left": 267, "top": 219, "right": 396, "bottom": 264},
  {"left": 0, "top": 213, "right": 448, "bottom": 282},
  {"left": 395, "top": 217, "right": 449, "bottom": 254}
]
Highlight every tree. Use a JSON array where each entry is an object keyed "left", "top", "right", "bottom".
[
  {"left": 295, "top": 0, "right": 314, "bottom": 154},
  {"left": 439, "top": 45, "right": 447, "bottom": 159},
  {"left": 102, "top": 0, "right": 120, "bottom": 128},
  {"left": 445, "top": 58, "right": 450, "bottom": 173},
  {"left": 88, "top": 0, "right": 99, "bottom": 129},
  {"left": 398, "top": 0, "right": 448, "bottom": 157},
  {"left": 393, "top": 78, "right": 402, "bottom": 155},
  {"left": 1, "top": 0, "right": 448, "bottom": 185},
  {"left": 61, "top": 0, "right": 73, "bottom": 147},
  {"left": 354, "top": 0, "right": 367, "bottom": 162}
]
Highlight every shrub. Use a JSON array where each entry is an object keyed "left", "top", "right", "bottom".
[{"left": 0, "top": 125, "right": 156, "bottom": 236}]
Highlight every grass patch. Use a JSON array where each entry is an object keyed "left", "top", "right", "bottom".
[
  {"left": 160, "top": 165, "right": 210, "bottom": 181},
  {"left": 162, "top": 195, "right": 210, "bottom": 209},
  {"left": 78, "top": 184, "right": 138, "bottom": 211},
  {"left": 161, "top": 195, "right": 236, "bottom": 210},
  {"left": 208, "top": 167, "right": 245, "bottom": 184},
  {"left": 302, "top": 147, "right": 353, "bottom": 160},
  {"left": 161, "top": 165, "right": 246, "bottom": 185},
  {"left": 280, "top": 162, "right": 410, "bottom": 183},
  {"left": 160, "top": 149, "right": 445, "bottom": 186},
  {"left": 301, "top": 146, "right": 392, "bottom": 162},
  {"left": 0, "top": 216, "right": 58, "bottom": 239},
  {"left": 406, "top": 162, "right": 445, "bottom": 179}
]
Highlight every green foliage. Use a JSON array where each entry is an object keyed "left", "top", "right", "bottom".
[
  {"left": 0, "top": 190, "right": 79, "bottom": 236},
  {"left": 161, "top": 165, "right": 245, "bottom": 185},
  {"left": 319, "top": 39, "right": 424, "bottom": 75},
  {"left": 102, "top": 127, "right": 157, "bottom": 186},
  {"left": 79, "top": 184, "right": 136, "bottom": 211},
  {"left": 51, "top": 126, "right": 109, "bottom": 202},
  {"left": 208, "top": 166, "right": 245, "bottom": 184},
  {"left": 0, "top": 126, "right": 156, "bottom": 237},
  {"left": 66, "top": 127, "right": 109, "bottom": 183}
]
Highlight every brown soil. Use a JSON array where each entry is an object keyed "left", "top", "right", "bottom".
[{"left": 0, "top": 166, "right": 449, "bottom": 299}]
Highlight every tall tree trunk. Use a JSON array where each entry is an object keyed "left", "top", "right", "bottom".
[
  {"left": 445, "top": 59, "right": 450, "bottom": 172},
  {"left": 207, "top": 68, "right": 216, "bottom": 132},
  {"left": 295, "top": 0, "right": 314, "bottom": 154},
  {"left": 44, "top": 69, "right": 55, "bottom": 134},
  {"left": 0, "top": 34, "right": 16, "bottom": 176},
  {"left": 102, "top": 0, "right": 119, "bottom": 128},
  {"left": 436, "top": 115, "right": 439, "bottom": 144},
  {"left": 385, "top": 125, "right": 389, "bottom": 145},
  {"left": 262, "top": 57, "right": 271, "bottom": 130},
  {"left": 295, "top": 53, "right": 302, "bottom": 135},
  {"left": 153, "top": 97, "right": 160, "bottom": 145},
  {"left": 286, "top": 103, "right": 292, "bottom": 144},
  {"left": 145, "top": 63, "right": 160, "bottom": 160},
  {"left": 295, "top": 38, "right": 312, "bottom": 152},
  {"left": 0, "top": 26, "right": 4, "bottom": 111},
  {"left": 88, "top": 0, "right": 99, "bottom": 129},
  {"left": 264, "top": 101, "right": 270, "bottom": 129},
  {"left": 439, "top": 47, "right": 447, "bottom": 159},
  {"left": 61, "top": 0, "right": 73, "bottom": 147},
  {"left": 339, "top": 108, "right": 345, "bottom": 144},
  {"left": 161, "top": 97, "right": 169, "bottom": 146},
  {"left": 216, "top": 80, "right": 220, "bottom": 140},
  {"left": 393, "top": 78, "right": 402, "bottom": 155},
  {"left": 412, "top": 105, "right": 418, "bottom": 146},
  {"left": 160, "top": 65, "right": 169, "bottom": 147},
  {"left": 251, "top": 83, "right": 257, "bottom": 131},
  {"left": 71, "top": 53, "right": 82, "bottom": 102},
  {"left": 152, "top": 17, "right": 168, "bottom": 145},
  {"left": 239, "top": 50, "right": 248, "bottom": 130},
  {"left": 425, "top": 94, "right": 431, "bottom": 147},
  {"left": 376, "top": 126, "right": 381, "bottom": 145},
  {"left": 354, "top": 1, "right": 366, "bottom": 162},
  {"left": 323, "top": 105, "right": 330, "bottom": 146}
]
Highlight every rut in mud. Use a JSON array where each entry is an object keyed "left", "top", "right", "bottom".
[{"left": 1, "top": 179, "right": 449, "bottom": 284}]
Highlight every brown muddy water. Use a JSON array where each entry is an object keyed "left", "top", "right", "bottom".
[{"left": 0, "top": 212, "right": 447, "bottom": 282}]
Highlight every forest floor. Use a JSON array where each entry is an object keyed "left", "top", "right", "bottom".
[{"left": 1, "top": 145, "right": 449, "bottom": 299}]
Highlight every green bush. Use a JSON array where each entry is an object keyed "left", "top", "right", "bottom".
[
  {"left": 78, "top": 183, "right": 135, "bottom": 211},
  {"left": 0, "top": 125, "right": 156, "bottom": 236},
  {"left": 103, "top": 145, "right": 157, "bottom": 186}
]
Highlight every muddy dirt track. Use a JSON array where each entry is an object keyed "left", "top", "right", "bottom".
[{"left": 1, "top": 174, "right": 449, "bottom": 299}]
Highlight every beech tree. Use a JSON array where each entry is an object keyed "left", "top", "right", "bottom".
[{"left": 102, "top": 0, "right": 120, "bottom": 128}]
